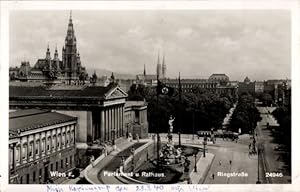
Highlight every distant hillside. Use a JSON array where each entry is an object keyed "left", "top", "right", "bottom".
[{"left": 86, "top": 68, "right": 136, "bottom": 80}]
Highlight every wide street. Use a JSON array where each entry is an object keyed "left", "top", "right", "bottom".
[
  {"left": 79, "top": 107, "right": 290, "bottom": 185},
  {"left": 255, "top": 107, "right": 291, "bottom": 183},
  {"left": 203, "top": 135, "right": 259, "bottom": 184},
  {"left": 158, "top": 133, "right": 259, "bottom": 184}
]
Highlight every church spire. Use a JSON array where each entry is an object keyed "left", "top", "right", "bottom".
[
  {"left": 162, "top": 53, "right": 166, "bottom": 79},
  {"left": 143, "top": 64, "right": 146, "bottom": 76},
  {"left": 156, "top": 51, "right": 162, "bottom": 79},
  {"left": 54, "top": 45, "right": 58, "bottom": 59},
  {"left": 69, "top": 10, "right": 72, "bottom": 23},
  {"left": 46, "top": 43, "right": 51, "bottom": 60},
  {"left": 66, "top": 10, "right": 75, "bottom": 40}
]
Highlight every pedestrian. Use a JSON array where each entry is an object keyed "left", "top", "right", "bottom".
[
  {"left": 249, "top": 143, "right": 251, "bottom": 150},
  {"left": 229, "top": 160, "right": 232, "bottom": 165},
  {"left": 219, "top": 160, "right": 221, "bottom": 166},
  {"left": 212, "top": 173, "right": 215, "bottom": 180}
]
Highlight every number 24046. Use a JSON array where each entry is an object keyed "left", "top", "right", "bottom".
[{"left": 266, "top": 172, "right": 283, "bottom": 177}]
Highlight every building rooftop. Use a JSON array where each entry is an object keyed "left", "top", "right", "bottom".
[
  {"left": 125, "top": 101, "right": 147, "bottom": 108},
  {"left": 9, "top": 109, "right": 77, "bottom": 136},
  {"left": 10, "top": 85, "right": 112, "bottom": 99}
]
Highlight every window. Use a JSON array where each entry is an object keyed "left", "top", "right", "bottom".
[
  {"left": 50, "top": 164, "right": 53, "bottom": 171},
  {"left": 33, "top": 171, "right": 36, "bottom": 182},
  {"left": 47, "top": 137, "right": 51, "bottom": 151},
  {"left": 22, "top": 144, "right": 27, "bottom": 160},
  {"left": 16, "top": 146, "right": 20, "bottom": 162},
  {"left": 61, "top": 159, "right": 63, "bottom": 169},
  {"left": 66, "top": 131, "right": 70, "bottom": 145},
  {"left": 20, "top": 176, "right": 23, "bottom": 184},
  {"left": 71, "top": 131, "right": 75, "bottom": 144},
  {"left": 52, "top": 135, "right": 56, "bottom": 150},
  {"left": 41, "top": 138, "right": 45, "bottom": 153},
  {"left": 35, "top": 140, "right": 40, "bottom": 155},
  {"left": 56, "top": 161, "right": 58, "bottom": 171},
  {"left": 26, "top": 174, "right": 29, "bottom": 184},
  {"left": 135, "top": 111, "right": 139, "bottom": 123},
  {"left": 70, "top": 156, "right": 72, "bottom": 166},
  {"left": 66, "top": 157, "right": 68, "bottom": 167},
  {"left": 57, "top": 134, "right": 61, "bottom": 148},
  {"left": 62, "top": 133, "right": 65, "bottom": 146},
  {"left": 29, "top": 142, "right": 33, "bottom": 157}
]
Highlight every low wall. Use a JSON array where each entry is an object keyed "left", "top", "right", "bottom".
[
  {"left": 123, "top": 141, "right": 155, "bottom": 172},
  {"left": 83, "top": 153, "right": 106, "bottom": 184}
]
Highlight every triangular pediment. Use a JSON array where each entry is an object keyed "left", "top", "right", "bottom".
[{"left": 105, "top": 86, "right": 128, "bottom": 100}]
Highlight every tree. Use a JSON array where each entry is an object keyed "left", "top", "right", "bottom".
[
  {"left": 127, "top": 84, "right": 235, "bottom": 134},
  {"left": 259, "top": 93, "right": 273, "bottom": 106},
  {"left": 229, "top": 93, "right": 261, "bottom": 133}
]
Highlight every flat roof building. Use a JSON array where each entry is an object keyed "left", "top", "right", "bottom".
[{"left": 9, "top": 109, "right": 77, "bottom": 184}]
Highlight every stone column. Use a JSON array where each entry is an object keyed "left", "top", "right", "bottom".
[
  {"left": 100, "top": 110, "right": 105, "bottom": 143},
  {"left": 113, "top": 106, "right": 116, "bottom": 139},
  {"left": 33, "top": 134, "right": 36, "bottom": 160},
  {"left": 121, "top": 106, "right": 124, "bottom": 136},
  {"left": 116, "top": 106, "right": 119, "bottom": 138},
  {"left": 108, "top": 108, "right": 112, "bottom": 141},
  {"left": 27, "top": 135, "right": 29, "bottom": 162},
  {"left": 118, "top": 106, "right": 121, "bottom": 137},
  {"left": 105, "top": 108, "right": 109, "bottom": 142},
  {"left": 87, "top": 111, "right": 93, "bottom": 143},
  {"left": 39, "top": 133, "right": 42, "bottom": 158}
]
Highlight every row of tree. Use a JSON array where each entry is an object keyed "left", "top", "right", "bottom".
[
  {"left": 272, "top": 103, "right": 291, "bottom": 170},
  {"left": 127, "top": 84, "right": 236, "bottom": 134},
  {"left": 229, "top": 93, "right": 262, "bottom": 134}
]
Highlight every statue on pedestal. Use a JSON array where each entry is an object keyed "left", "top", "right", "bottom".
[{"left": 168, "top": 115, "right": 175, "bottom": 133}]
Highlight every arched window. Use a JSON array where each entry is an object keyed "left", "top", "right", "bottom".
[
  {"left": 22, "top": 143, "right": 27, "bottom": 161},
  {"left": 35, "top": 140, "right": 40, "bottom": 156}
]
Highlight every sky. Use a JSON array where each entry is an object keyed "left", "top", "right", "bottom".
[{"left": 9, "top": 10, "right": 291, "bottom": 81}]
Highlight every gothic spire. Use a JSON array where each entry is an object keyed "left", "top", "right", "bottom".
[
  {"left": 69, "top": 10, "right": 72, "bottom": 23},
  {"left": 111, "top": 72, "right": 115, "bottom": 81},
  {"left": 66, "top": 10, "right": 75, "bottom": 40},
  {"left": 46, "top": 43, "right": 51, "bottom": 59},
  {"left": 143, "top": 64, "right": 146, "bottom": 76},
  {"left": 54, "top": 45, "right": 58, "bottom": 59},
  {"left": 162, "top": 53, "right": 166, "bottom": 79},
  {"left": 156, "top": 51, "right": 162, "bottom": 79}
]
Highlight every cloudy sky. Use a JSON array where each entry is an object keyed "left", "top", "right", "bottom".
[{"left": 9, "top": 10, "right": 290, "bottom": 81}]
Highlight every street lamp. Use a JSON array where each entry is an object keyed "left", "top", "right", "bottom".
[
  {"left": 178, "top": 132, "right": 181, "bottom": 147},
  {"left": 194, "top": 152, "right": 197, "bottom": 172},
  {"left": 203, "top": 136, "right": 207, "bottom": 158}
]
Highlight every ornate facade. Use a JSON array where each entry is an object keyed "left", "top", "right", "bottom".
[
  {"left": 165, "top": 74, "right": 238, "bottom": 95},
  {"left": 9, "top": 109, "right": 77, "bottom": 184},
  {"left": 9, "top": 12, "right": 87, "bottom": 84},
  {"left": 124, "top": 101, "right": 149, "bottom": 139}
]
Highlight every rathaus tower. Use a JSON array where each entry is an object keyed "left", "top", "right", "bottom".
[{"left": 62, "top": 11, "right": 83, "bottom": 83}]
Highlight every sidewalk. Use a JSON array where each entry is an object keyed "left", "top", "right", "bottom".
[{"left": 190, "top": 153, "right": 215, "bottom": 184}]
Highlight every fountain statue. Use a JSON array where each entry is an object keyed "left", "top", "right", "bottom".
[{"left": 156, "top": 115, "right": 185, "bottom": 166}]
